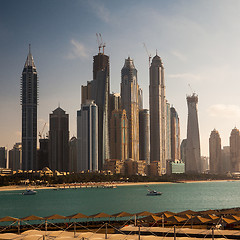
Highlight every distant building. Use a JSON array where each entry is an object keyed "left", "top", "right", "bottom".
[
  {"left": 149, "top": 161, "right": 162, "bottom": 176},
  {"left": 185, "top": 93, "right": 201, "bottom": 173},
  {"left": 230, "top": 127, "right": 240, "bottom": 172},
  {"left": 139, "top": 109, "right": 150, "bottom": 164},
  {"left": 49, "top": 107, "right": 69, "bottom": 172},
  {"left": 0, "top": 147, "right": 7, "bottom": 168},
  {"left": 121, "top": 57, "right": 139, "bottom": 161},
  {"left": 37, "top": 138, "right": 49, "bottom": 170},
  {"left": 9, "top": 143, "right": 22, "bottom": 171},
  {"left": 170, "top": 107, "right": 181, "bottom": 161},
  {"left": 209, "top": 129, "right": 222, "bottom": 174},
  {"left": 110, "top": 109, "right": 128, "bottom": 161},
  {"left": 109, "top": 93, "right": 121, "bottom": 116},
  {"left": 21, "top": 45, "right": 38, "bottom": 170},
  {"left": 201, "top": 156, "right": 209, "bottom": 173},
  {"left": 180, "top": 139, "right": 187, "bottom": 163},
  {"left": 124, "top": 159, "right": 147, "bottom": 176},
  {"left": 104, "top": 159, "right": 125, "bottom": 174},
  {"left": 69, "top": 137, "right": 77, "bottom": 172},
  {"left": 165, "top": 102, "right": 171, "bottom": 166},
  {"left": 166, "top": 160, "right": 185, "bottom": 174},
  {"left": 149, "top": 55, "right": 166, "bottom": 175},
  {"left": 77, "top": 100, "right": 98, "bottom": 172},
  {"left": 222, "top": 146, "right": 230, "bottom": 173},
  {"left": 138, "top": 88, "right": 143, "bottom": 110}
]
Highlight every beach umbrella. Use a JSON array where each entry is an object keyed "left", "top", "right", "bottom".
[
  {"left": 167, "top": 215, "right": 187, "bottom": 224},
  {"left": 45, "top": 214, "right": 66, "bottom": 220},
  {"left": 21, "top": 215, "right": 44, "bottom": 221},
  {"left": 112, "top": 212, "right": 134, "bottom": 218},
  {"left": 177, "top": 210, "right": 197, "bottom": 216},
  {"left": 136, "top": 211, "right": 154, "bottom": 217},
  {"left": 155, "top": 211, "right": 175, "bottom": 218},
  {"left": 203, "top": 214, "right": 219, "bottom": 221},
  {"left": 89, "top": 212, "right": 112, "bottom": 218},
  {"left": 198, "top": 210, "right": 218, "bottom": 215},
  {"left": 228, "top": 215, "right": 240, "bottom": 221},
  {"left": 221, "top": 217, "right": 237, "bottom": 225},
  {"left": 0, "top": 216, "right": 19, "bottom": 222},
  {"left": 141, "top": 215, "right": 162, "bottom": 222},
  {"left": 220, "top": 209, "right": 239, "bottom": 216},
  {"left": 67, "top": 213, "right": 89, "bottom": 219},
  {"left": 191, "top": 216, "right": 211, "bottom": 224}
]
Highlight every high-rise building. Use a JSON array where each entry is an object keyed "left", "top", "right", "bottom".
[
  {"left": 138, "top": 88, "right": 143, "bottom": 110},
  {"left": 139, "top": 109, "right": 150, "bottom": 164},
  {"left": 21, "top": 45, "right": 38, "bottom": 170},
  {"left": 69, "top": 137, "right": 77, "bottom": 172},
  {"left": 180, "top": 139, "right": 187, "bottom": 163},
  {"left": 230, "top": 127, "right": 240, "bottom": 172},
  {"left": 170, "top": 107, "right": 180, "bottom": 161},
  {"left": 185, "top": 93, "right": 201, "bottom": 173},
  {"left": 201, "top": 156, "right": 209, "bottom": 173},
  {"left": 110, "top": 109, "right": 128, "bottom": 161},
  {"left": 9, "top": 143, "right": 22, "bottom": 171},
  {"left": 77, "top": 100, "right": 98, "bottom": 172},
  {"left": 149, "top": 55, "right": 166, "bottom": 175},
  {"left": 222, "top": 146, "right": 231, "bottom": 173},
  {"left": 209, "top": 129, "right": 222, "bottom": 174},
  {"left": 109, "top": 93, "right": 121, "bottom": 116},
  {"left": 121, "top": 57, "right": 139, "bottom": 161},
  {"left": 49, "top": 107, "right": 69, "bottom": 172},
  {"left": 37, "top": 138, "right": 49, "bottom": 170},
  {"left": 0, "top": 147, "right": 7, "bottom": 168},
  {"left": 165, "top": 102, "right": 171, "bottom": 166},
  {"left": 81, "top": 50, "right": 110, "bottom": 170}
]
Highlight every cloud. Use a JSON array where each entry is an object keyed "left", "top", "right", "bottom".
[
  {"left": 208, "top": 104, "right": 240, "bottom": 119},
  {"left": 171, "top": 50, "right": 187, "bottom": 62},
  {"left": 66, "top": 39, "right": 89, "bottom": 60},
  {"left": 88, "top": 0, "right": 110, "bottom": 23},
  {"left": 167, "top": 73, "right": 201, "bottom": 82}
]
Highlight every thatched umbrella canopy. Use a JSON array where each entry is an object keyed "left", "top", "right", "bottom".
[
  {"left": 198, "top": 210, "right": 218, "bottom": 215},
  {"left": 21, "top": 215, "right": 44, "bottom": 221},
  {"left": 228, "top": 215, "right": 240, "bottom": 221},
  {"left": 203, "top": 214, "right": 219, "bottom": 221},
  {"left": 221, "top": 217, "right": 237, "bottom": 225},
  {"left": 136, "top": 211, "right": 154, "bottom": 217},
  {"left": 89, "top": 212, "right": 112, "bottom": 218},
  {"left": 191, "top": 216, "right": 211, "bottom": 224},
  {"left": 177, "top": 210, "right": 197, "bottom": 216},
  {"left": 155, "top": 211, "right": 175, "bottom": 218},
  {"left": 45, "top": 214, "right": 66, "bottom": 220},
  {"left": 112, "top": 212, "right": 134, "bottom": 218},
  {"left": 0, "top": 216, "right": 19, "bottom": 222},
  {"left": 220, "top": 209, "right": 240, "bottom": 216},
  {"left": 67, "top": 213, "right": 89, "bottom": 219},
  {"left": 167, "top": 215, "right": 187, "bottom": 224},
  {"left": 141, "top": 215, "right": 162, "bottom": 222}
]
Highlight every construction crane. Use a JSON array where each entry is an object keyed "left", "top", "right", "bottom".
[
  {"left": 39, "top": 122, "right": 47, "bottom": 139},
  {"left": 188, "top": 84, "right": 195, "bottom": 94},
  {"left": 143, "top": 43, "right": 152, "bottom": 67},
  {"left": 96, "top": 33, "right": 102, "bottom": 53},
  {"left": 99, "top": 33, "right": 106, "bottom": 54},
  {"left": 96, "top": 33, "right": 106, "bottom": 54}
]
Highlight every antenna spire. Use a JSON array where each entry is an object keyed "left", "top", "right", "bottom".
[{"left": 29, "top": 44, "right": 31, "bottom": 55}]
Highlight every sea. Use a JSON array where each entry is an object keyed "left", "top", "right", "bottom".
[{"left": 1, "top": 181, "right": 240, "bottom": 219}]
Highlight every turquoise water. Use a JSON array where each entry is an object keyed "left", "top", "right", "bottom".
[{"left": 1, "top": 181, "right": 240, "bottom": 218}]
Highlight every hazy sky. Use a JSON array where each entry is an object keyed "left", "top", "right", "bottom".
[{"left": 1, "top": 0, "right": 240, "bottom": 156}]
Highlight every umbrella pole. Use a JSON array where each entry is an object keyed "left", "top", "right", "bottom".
[
  {"left": 174, "top": 225, "right": 176, "bottom": 240},
  {"left": 105, "top": 223, "right": 108, "bottom": 239},
  {"left": 17, "top": 220, "right": 20, "bottom": 235},
  {"left": 135, "top": 215, "right": 137, "bottom": 226},
  {"left": 45, "top": 220, "right": 47, "bottom": 236},
  {"left": 162, "top": 214, "right": 164, "bottom": 228},
  {"left": 74, "top": 221, "right": 76, "bottom": 238},
  {"left": 212, "top": 227, "right": 214, "bottom": 240},
  {"left": 138, "top": 225, "right": 141, "bottom": 240}
]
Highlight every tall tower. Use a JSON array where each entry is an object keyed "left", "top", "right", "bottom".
[
  {"left": 186, "top": 93, "right": 201, "bottom": 173},
  {"left": 170, "top": 107, "right": 181, "bottom": 161},
  {"left": 77, "top": 100, "right": 98, "bottom": 172},
  {"left": 110, "top": 109, "right": 128, "bottom": 161},
  {"left": 230, "top": 127, "right": 240, "bottom": 172},
  {"left": 209, "top": 129, "right": 222, "bottom": 174},
  {"left": 21, "top": 45, "right": 38, "bottom": 170},
  {"left": 121, "top": 57, "right": 139, "bottom": 161},
  {"left": 139, "top": 109, "right": 150, "bottom": 164},
  {"left": 149, "top": 55, "right": 166, "bottom": 175},
  {"left": 49, "top": 107, "right": 69, "bottom": 172}
]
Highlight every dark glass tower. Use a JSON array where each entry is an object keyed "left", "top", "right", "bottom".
[{"left": 21, "top": 45, "right": 38, "bottom": 170}]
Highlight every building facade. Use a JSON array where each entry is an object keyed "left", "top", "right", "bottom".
[
  {"left": 149, "top": 55, "right": 166, "bottom": 175},
  {"left": 9, "top": 143, "right": 22, "bottom": 171},
  {"left": 139, "top": 109, "right": 150, "bottom": 164},
  {"left": 170, "top": 107, "right": 180, "bottom": 161},
  {"left": 21, "top": 46, "right": 38, "bottom": 170},
  {"left": 77, "top": 100, "right": 98, "bottom": 172},
  {"left": 110, "top": 109, "right": 128, "bottom": 161},
  {"left": 209, "top": 129, "right": 222, "bottom": 174},
  {"left": 37, "top": 138, "right": 49, "bottom": 170},
  {"left": 0, "top": 147, "right": 7, "bottom": 168},
  {"left": 49, "top": 107, "right": 69, "bottom": 172},
  {"left": 121, "top": 57, "right": 139, "bottom": 161},
  {"left": 222, "top": 146, "right": 231, "bottom": 173},
  {"left": 69, "top": 137, "right": 77, "bottom": 172},
  {"left": 230, "top": 127, "right": 240, "bottom": 172},
  {"left": 185, "top": 93, "right": 201, "bottom": 173}
]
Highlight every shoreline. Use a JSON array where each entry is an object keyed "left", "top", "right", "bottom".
[{"left": 0, "top": 179, "right": 238, "bottom": 192}]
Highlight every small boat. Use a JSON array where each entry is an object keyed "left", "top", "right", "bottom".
[
  {"left": 146, "top": 189, "right": 162, "bottom": 196},
  {"left": 22, "top": 189, "right": 37, "bottom": 195}
]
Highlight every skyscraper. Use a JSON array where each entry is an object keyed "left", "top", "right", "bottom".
[
  {"left": 49, "top": 107, "right": 69, "bottom": 172},
  {"left": 170, "top": 107, "right": 181, "bottom": 161},
  {"left": 21, "top": 45, "right": 38, "bottom": 170},
  {"left": 149, "top": 55, "right": 166, "bottom": 175},
  {"left": 110, "top": 109, "right": 128, "bottom": 161},
  {"left": 209, "top": 129, "right": 222, "bottom": 174},
  {"left": 185, "top": 93, "right": 201, "bottom": 173},
  {"left": 0, "top": 147, "right": 7, "bottom": 168},
  {"left": 77, "top": 100, "right": 98, "bottom": 172},
  {"left": 81, "top": 50, "right": 110, "bottom": 170},
  {"left": 9, "top": 143, "right": 22, "bottom": 171},
  {"left": 139, "top": 109, "right": 150, "bottom": 164},
  {"left": 121, "top": 57, "right": 139, "bottom": 161},
  {"left": 230, "top": 127, "right": 240, "bottom": 172},
  {"left": 69, "top": 137, "right": 77, "bottom": 172}
]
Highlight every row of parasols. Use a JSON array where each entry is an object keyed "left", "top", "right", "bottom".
[{"left": 2, "top": 209, "right": 240, "bottom": 225}]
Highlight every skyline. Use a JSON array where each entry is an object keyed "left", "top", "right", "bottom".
[{"left": 2, "top": 0, "right": 240, "bottom": 156}]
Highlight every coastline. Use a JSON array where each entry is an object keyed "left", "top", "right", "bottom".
[{"left": 0, "top": 179, "right": 238, "bottom": 192}]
